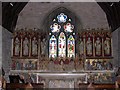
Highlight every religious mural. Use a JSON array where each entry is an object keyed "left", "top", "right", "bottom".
[
  {"left": 85, "top": 59, "right": 113, "bottom": 70},
  {"left": 12, "top": 59, "right": 38, "bottom": 70},
  {"left": 89, "top": 72, "right": 115, "bottom": 84}
]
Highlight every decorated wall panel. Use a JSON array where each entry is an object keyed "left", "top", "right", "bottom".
[
  {"left": 85, "top": 59, "right": 113, "bottom": 70},
  {"left": 87, "top": 72, "right": 115, "bottom": 84},
  {"left": 11, "top": 29, "right": 113, "bottom": 73},
  {"left": 78, "top": 30, "right": 112, "bottom": 58},
  {"left": 12, "top": 59, "right": 38, "bottom": 70},
  {"left": 12, "top": 30, "right": 40, "bottom": 58}
]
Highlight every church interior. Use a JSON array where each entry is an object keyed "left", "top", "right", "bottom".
[{"left": 1, "top": 1, "right": 120, "bottom": 89}]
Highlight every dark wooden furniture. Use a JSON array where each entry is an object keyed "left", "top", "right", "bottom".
[
  {"left": 93, "top": 84, "right": 116, "bottom": 90},
  {"left": 79, "top": 83, "right": 116, "bottom": 90},
  {"left": 6, "top": 83, "right": 44, "bottom": 90}
]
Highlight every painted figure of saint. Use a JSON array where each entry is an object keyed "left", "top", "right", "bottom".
[
  {"left": 14, "top": 37, "right": 20, "bottom": 56},
  {"left": 104, "top": 37, "right": 110, "bottom": 55},
  {"left": 23, "top": 37, "right": 29, "bottom": 56},
  {"left": 58, "top": 32, "right": 66, "bottom": 57},
  {"left": 32, "top": 37, "right": 38, "bottom": 55},
  {"left": 49, "top": 35, "right": 57, "bottom": 58},
  {"left": 86, "top": 37, "right": 92, "bottom": 56},
  {"left": 16, "top": 61, "right": 21, "bottom": 70},
  {"left": 67, "top": 35, "right": 75, "bottom": 58},
  {"left": 95, "top": 37, "right": 101, "bottom": 56},
  {"left": 79, "top": 38, "right": 84, "bottom": 55},
  {"left": 41, "top": 38, "right": 46, "bottom": 55}
]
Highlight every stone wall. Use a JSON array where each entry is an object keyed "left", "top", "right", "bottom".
[
  {"left": 2, "top": 27, "right": 12, "bottom": 82},
  {"left": 0, "top": 26, "right": 2, "bottom": 70},
  {"left": 0, "top": 2, "right": 2, "bottom": 71},
  {"left": 112, "top": 27, "right": 120, "bottom": 67},
  {"left": 16, "top": 2, "right": 109, "bottom": 30},
  {"left": 0, "top": 1, "right": 2, "bottom": 25},
  {"left": 118, "top": 28, "right": 120, "bottom": 67}
]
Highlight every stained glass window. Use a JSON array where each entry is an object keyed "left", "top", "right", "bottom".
[
  {"left": 49, "top": 12, "right": 75, "bottom": 58},
  {"left": 58, "top": 32, "right": 66, "bottom": 57},
  {"left": 49, "top": 35, "right": 57, "bottom": 58},
  {"left": 67, "top": 35, "right": 75, "bottom": 57}
]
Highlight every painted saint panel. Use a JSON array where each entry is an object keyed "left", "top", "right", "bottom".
[
  {"left": 49, "top": 35, "right": 57, "bottom": 58},
  {"left": 31, "top": 37, "right": 38, "bottom": 56},
  {"left": 58, "top": 32, "right": 66, "bottom": 57},
  {"left": 94, "top": 36, "right": 102, "bottom": 56},
  {"left": 86, "top": 37, "right": 93, "bottom": 56},
  {"left": 67, "top": 35, "right": 75, "bottom": 58},
  {"left": 14, "top": 37, "right": 21, "bottom": 56},
  {"left": 103, "top": 37, "right": 111, "bottom": 56},
  {"left": 79, "top": 37, "right": 84, "bottom": 56},
  {"left": 41, "top": 38, "right": 47, "bottom": 56},
  {"left": 23, "top": 37, "right": 29, "bottom": 56}
]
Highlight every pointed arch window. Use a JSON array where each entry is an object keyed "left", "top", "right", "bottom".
[
  {"left": 49, "top": 35, "right": 57, "bottom": 58},
  {"left": 49, "top": 12, "right": 76, "bottom": 58},
  {"left": 67, "top": 35, "right": 75, "bottom": 58},
  {"left": 58, "top": 32, "right": 66, "bottom": 57}
]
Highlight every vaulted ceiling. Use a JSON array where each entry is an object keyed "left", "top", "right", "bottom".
[{"left": 2, "top": 2, "right": 120, "bottom": 33}]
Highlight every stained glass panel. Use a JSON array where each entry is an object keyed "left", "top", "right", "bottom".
[
  {"left": 58, "top": 32, "right": 66, "bottom": 57},
  {"left": 57, "top": 13, "right": 67, "bottom": 23},
  {"left": 64, "top": 23, "right": 74, "bottom": 32},
  {"left": 50, "top": 23, "right": 61, "bottom": 33},
  {"left": 67, "top": 35, "right": 75, "bottom": 57},
  {"left": 49, "top": 35, "right": 57, "bottom": 58}
]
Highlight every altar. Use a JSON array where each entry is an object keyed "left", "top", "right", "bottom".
[
  {"left": 10, "top": 69, "right": 115, "bottom": 89},
  {"left": 36, "top": 72, "right": 87, "bottom": 88}
]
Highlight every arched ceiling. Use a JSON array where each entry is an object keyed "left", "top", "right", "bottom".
[{"left": 2, "top": 2, "right": 120, "bottom": 33}]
